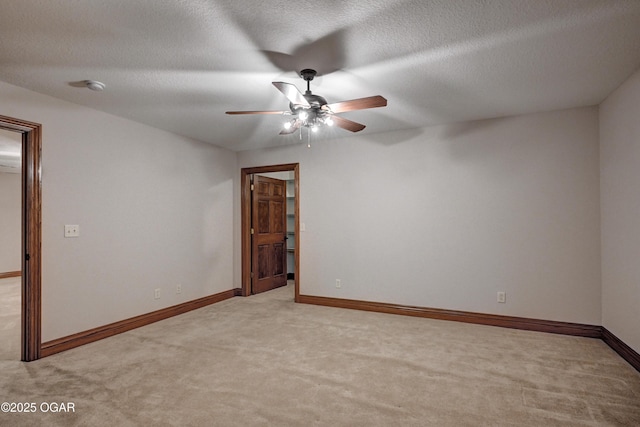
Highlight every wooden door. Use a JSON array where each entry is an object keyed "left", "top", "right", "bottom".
[{"left": 251, "top": 175, "right": 287, "bottom": 294}]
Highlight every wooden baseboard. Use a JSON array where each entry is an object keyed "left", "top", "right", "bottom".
[
  {"left": 41, "top": 288, "right": 239, "bottom": 357},
  {"left": 0, "top": 271, "right": 21, "bottom": 279},
  {"left": 298, "top": 294, "right": 640, "bottom": 372},
  {"left": 298, "top": 294, "right": 602, "bottom": 337},
  {"left": 601, "top": 327, "right": 640, "bottom": 372}
]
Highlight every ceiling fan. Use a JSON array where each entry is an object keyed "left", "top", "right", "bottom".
[{"left": 226, "top": 69, "right": 387, "bottom": 135}]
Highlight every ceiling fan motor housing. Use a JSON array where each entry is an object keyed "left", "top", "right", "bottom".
[{"left": 303, "top": 93, "right": 327, "bottom": 108}]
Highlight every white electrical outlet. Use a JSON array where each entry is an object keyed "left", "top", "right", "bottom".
[
  {"left": 154, "top": 288, "right": 161, "bottom": 299},
  {"left": 176, "top": 284, "right": 182, "bottom": 294},
  {"left": 497, "top": 291, "right": 506, "bottom": 303},
  {"left": 336, "top": 279, "right": 341, "bottom": 289},
  {"left": 64, "top": 224, "right": 80, "bottom": 238}
]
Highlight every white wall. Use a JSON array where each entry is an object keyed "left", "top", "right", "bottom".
[
  {"left": 258, "top": 171, "right": 294, "bottom": 181},
  {"left": 0, "top": 81, "right": 237, "bottom": 341},
  {"left": 238, "top": 107, "right": 601, "bottom": 324},
  {"left": 0, "top": 172, "right": 21, "bottom": 273},
  {"left": 600, "top": 68, "right": 640, "bottom": 353},
  {"left": 0, "top": 78, "right": 607, "bottom": 343}
]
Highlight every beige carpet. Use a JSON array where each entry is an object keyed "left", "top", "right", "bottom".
[
  {"left": 1, "top": 282, "right": 639, "bottom": 426},
  {"left": 0, "top": 277, "right": 21, "bottom": 361}
]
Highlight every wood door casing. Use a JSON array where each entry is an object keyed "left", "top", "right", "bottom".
[
  {"left": 0, "top": 115, "right": 42, "bottom": 361},
  {"left": 240, "top": 163, "right": 299, "bottom": 301},
  {"left": 252, "top": 175, "right": 287, "bottom": 294}
]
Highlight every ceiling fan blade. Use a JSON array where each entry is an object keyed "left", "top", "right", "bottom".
[
  {"left": 272, "top": 82, "right": 310, "bottom": 107},
  {"left": 332, "top": 115, "right": 366, "bottom": 132},
  {"left": 325, "top": 95, "right": 387, "bottom": 113},
  {"left": 225, "top": 110, "right": 287, "bottom": 115},
  {"left": 279, "top": 120, "right": 302, "bottom": 135}
]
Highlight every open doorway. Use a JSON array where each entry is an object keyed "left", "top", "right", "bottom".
[
  {"left": 0, "top": 115, "right": 42, "bottom": 361},
  {"left": 241, "top": 164, "right": 299, "bottom": 301},
  {"left": 0, "top": 128, "right": 22, "bottom": 361}
]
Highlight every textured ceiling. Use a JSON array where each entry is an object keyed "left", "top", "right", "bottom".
[{"left": 1, "top": 0, "right": 640, "bottom": 151}]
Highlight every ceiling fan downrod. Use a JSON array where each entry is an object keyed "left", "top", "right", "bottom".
[{"left": 300, "top": 68, "right": 317, "bottom": 94}]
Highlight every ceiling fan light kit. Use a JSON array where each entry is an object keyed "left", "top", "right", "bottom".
[{"left": 226, "top": 69, "right": 387, "bottom": 142}]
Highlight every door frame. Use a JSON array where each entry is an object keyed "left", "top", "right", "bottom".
[
  {"left": 241, "top": 163, "right": 299, "bottom": 301},
  {"left": 0, "top": 115, "right": 42, "bottom": 361}
]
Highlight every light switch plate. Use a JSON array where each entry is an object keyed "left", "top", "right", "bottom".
[
  {"left": 64, "top": 224, "right": 80, "bottom": 238},
  {"left": 497, "top": 291, "right": 506, "bottom": 303}
]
